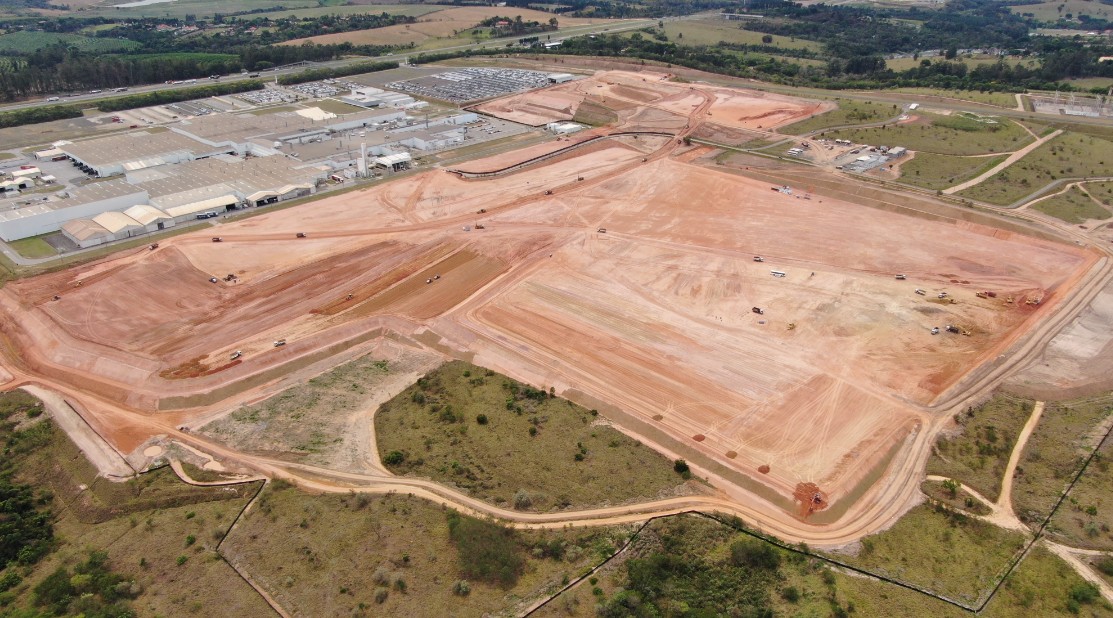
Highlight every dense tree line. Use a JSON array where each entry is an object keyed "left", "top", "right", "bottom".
[{"left": 276, "top": 61, "right": 397, "bottom": 85}]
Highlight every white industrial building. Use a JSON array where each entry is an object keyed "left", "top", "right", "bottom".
[
  {"left": 0, "top": 155, "right": 325, "bottom": 242},
  {"left": 61, "top": 131, "right": 231, "bottom": 177},
  {"left": 547, "top": 73, "right": 575, "bottom": 83},
  {"left": 546, "top": 121, "right": 584, "bottom": 135}
]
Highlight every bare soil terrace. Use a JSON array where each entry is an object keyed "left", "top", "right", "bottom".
[{"left": 0, "top": 70, "right": 1094, "bottom": 526}]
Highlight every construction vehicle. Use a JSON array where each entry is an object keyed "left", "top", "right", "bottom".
[
  {"left": 475, "top": 223, "right": 485, "bottom": 230},
  {"left": 787, "top": 322, "right": 796, "bottom": 331},
  {"left": 976, "top": 291, "right": 988, "bottom": 299},
  {"left": 346, "top": 294, "right": 354, "bottom": 301},
  {"left": 915, "top": 289, "right": 926, "bottom": 296},
  {"left": 931, "top": 327, "right": 940, "bottom": 335},
  {"left": 434, "top": 274, "right": 441, "bottom": 280},
  {"left": 986, "top": 291, "right": 997, "bottom": 298},
  {"left": 1004, "top": 296, "right": 1014, "bottom": 304},
  {"left": 642, "top": 158, "right": 648, "bottom": 162},
  {"left": 426, "top": 278, "right": 433, "bottom": 284},
  {"left": 477, "top": 208, "right": 487, "bottom": 214},
  {"left": 149, "top": 243, "right": 159, "bottom": 250},
  {"left": 211, "top": 237, "right": 222, "bottom": 243},
  {"left": 577, "top": 176, "right": 584, "bottom": 181},
  {"left": 230, "top": 351, "right": 242, "bottom": 360},
  {"left": 753, "top": 256, "right": 764, "bottom": 262},
  {"left": 224, "top": 273, "right": 237, "bottom": 282},
  {"left": 771, "top": 271, "right": 786, "bottom": 278},
  {"left": 296, "top": 232, "right": 306, "bottom": 238},
  {"left": 895, "top": 274, "right": 907, "bottom": 280},
  {"left": 1026, "top": 297, "right": 1042, "bottom": 306},
  {"left": 598, "top": 228, "right": 607, "bottom": 233},
  {"left": 273, "top": 339, "right": 286, "bottom": 347},
  {"left": 946, "top": 324, "right": 961, "bottom": 334},
  {"left": 544, "top": 190, "right": 552, "bottom": 195},
  {"left": 752, "top": 307, "right": 764, "bottom": 315},
  {"left": 938, "top": 292, "right": 948, "bottom": 299},
  {"left": 52, "top": 295, "right": 60, "bottom": 301},
  {"left": 209, "top": 277, "right": 219, "bottom": 283}
]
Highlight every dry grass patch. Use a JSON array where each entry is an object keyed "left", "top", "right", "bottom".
[
  {"left": 899, "top": 152, "right": 1008, "bottom": 191},
  {"left": 824, "top": 113, "right": 1032, "bottom": 156},
  {"left": 1046, "top": 429, "right": 1113, "bottom": 550},
  {"left": 223, "top": 483, "right": 630, "bottom": 617},
  {"left": 1031, "top": 186, "right": 1112, "bottom": 224},
  {"left": 779, "top": 98, "right": 900, "bottom": 135},
  {"left": 958, "top": 132, "right": 1113, "bottom": 205},
  {"left": 1013, "top": 396, "right": 1113, "bottom": 526}
]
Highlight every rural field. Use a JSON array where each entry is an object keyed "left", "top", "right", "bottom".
[
  {"left": 0, "top": 30, "right": 139, "bottom": 53},
  {"left": 823, "top": 112, "right": 1033, "bottom": 156},
  {"left": 899, "top": 152, "right": 1008, "bottom": 191},
  {"left": 279, "top": 6, "right": 603, "bottom": 49},
  {"left": 1031, "top": 185, "right": 1113, "bottom": 224}
]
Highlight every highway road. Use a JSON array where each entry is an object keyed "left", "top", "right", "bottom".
[{"left": 0, "top": 17, "right": 669, "bottom": 113}]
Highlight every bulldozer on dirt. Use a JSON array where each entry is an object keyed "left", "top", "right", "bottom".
[
  {"left": 223, "top": 273, "right": 237, "bottom": 282},
  {"left": 787, "top": 322, "right": 796, "bottom": 331},
  {"left": 149, "top": 243, "right": 159, "bottom": 250},
  {"left": 1026, "top": 296, "right": 1042, "bottom": 306},
  {"left": 474, "top": 223, "right": 485, "bottom": 230}
]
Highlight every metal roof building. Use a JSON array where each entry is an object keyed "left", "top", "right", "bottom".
[{"left": 60, "top": 130, "right": 230, "bottom": 178}]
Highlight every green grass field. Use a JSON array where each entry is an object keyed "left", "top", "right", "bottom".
[
  {"left": 830, "top": 504, "right": 1028, "bottom": 605},
  {"left": 311, "top": 98, "right": 364, "bottom": 114},
  {"left": 224, "top": 482, "right": 629, "bottom": 617},
  {"left": 1013, "top": 397, "right": 1113, "bottom": 526},
  {"left": 1047, "top": 430, "right": 1113, "bottom": 551},
  {"left": 376, "top": 361, "right": 689, "bottom": 511},
  {"left": 885, "top": 55, "right": 1027, "bottom": 73},
  {"left": 779, "top": 98, "right": 901, "bottom": 135},
  {"left": 1010, "top": 0, "right": 1113, "bottom": 22},
  {"left": 0, "top": 31, "right": 139, "bottom": 54},
  {"left": 984, "top": 546, "right": 1112, "bottom": 617},
  {"left": 886, "top": 87, "right": 1020, "bottom": 108},
  {"left": 900, "top": 152, "right": 1008, "bottom": 191},
  {"left": 959, "top": 132, "right": 1113, "bottom": 205},
  {"left": 926, "top": 393, "right": 1034, "bottom": 503},
  {"left": 824, "top": 112, "right": 1032, "bottom": 156},
  {"left": 8, "top": 236, "right": 58, "bottom": 259},
  {"left": 1031, "top": 186, "right": 1112, "bottom": 224},
  {"left": 661, "top": 19, "right": 821, "bottom": 51}
]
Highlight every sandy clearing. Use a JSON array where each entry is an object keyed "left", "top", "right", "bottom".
[{"left": 23, "top": 384, "right": 134, "bottom": 480}]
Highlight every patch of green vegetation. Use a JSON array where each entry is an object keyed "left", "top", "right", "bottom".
[
  {"left": 959, "top": 132, "right": 1113, "bottom": 205},
  {"left": 921, "top": 479, "right": 993, "bottom": 516},
  {"left": 446, "top": 512, "right": 524, "bottom": 587},
  {"left": 30, "top": 550, "right": 139, "bottom": 617},
  {"left": 1031, "top": 186, "right": 1112, "bottom": 224},
  {"left": 0, "top": 152, "right": 15, "bottom": 160},
  {"left": 825, "top": 113, "right": 1032, "bottom": 156},
  {"left": 829, "top": 504, "right": 1028, "bottom": 605},
  {"left": 375, "top": 361, "right": 687, "bottom": 512},
  {"left": 1014, "top": 397, "right": 1113, "bottom": 526},
  {"left": 900, "top": 152, "right": 1008, "bottom": 190},
  {"left": 1047, "top": 431, "right": 1113, "bottom": 550},
  {"left": 926, "top": 393, "right": 1033, "bottom": 502},
  {"left": 226, "top": 482, "right": 627, "bottom": 616},
  {"left": 888, "top": 87, "right": 1021, "bottom": 108},
  {"left": 8, "top": 236, "right": 57, "bottom": 260},
  {"left": 309, "top": 98, "right": 363, "bottom": 115},
  {"left": 984, "top": 546, "right": 1112, "bottom": 617},
  {"left": 780, "top": 98, "right": 899, "bottom": 135},
  {"left": 662, "top": 19, "right": 821, "bottom": 50},
  {"left": 0, "top": 31, "right": 139, "bottom": 54}
]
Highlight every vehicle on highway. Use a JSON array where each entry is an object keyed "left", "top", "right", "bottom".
[{"left": 46, "top": 97, "right": 59, "bottom": 102}]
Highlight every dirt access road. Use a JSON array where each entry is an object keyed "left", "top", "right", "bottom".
[{"left": 0, "top": 69, "right": 1105, "bottom": 546}]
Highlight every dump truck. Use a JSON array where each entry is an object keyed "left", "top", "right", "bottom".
[
  {"left": 296, "top": 232, "right": 306, "bottom": 238},
  {"left": 946, "top": 325, "right": 961, "bottom": 334},
  {"left": 273, "top": 340, "right": 286, "bottom": 347},
  {"left": 915, "top": 289, "right": 926, "bottom": 296},
  {"left": 477, "top": 208, "right": 487, "bottom": 214},
  {"left": 895, "top": 274, "right": 907, "bottom": 280},
  {"left": 209, "top": 277, "right": 219, "bottom": 283},
  {"left": 753, "top": 256, "right": 764, "bottom": 262},
  {"left": 211, "top": 237, "right": 222, "bottom": 243},
  {"left": 976, "top": 291, "right": 988, "bottom": 299},
  {"left": 544, "top": 190, "right": 552, "bottom": 195},
  {"left": 149, "top": 243, "right": 159, "bottom": 250},
  {"left": 475, "top": 223, "right": 485, "bottom": 230},
  {"left": 931, "top": 327, "right": 940, "bottom": 335},
  {"left": 230, "top": 351, "right": 242, "bottom": 360},
  {"left": 598, "top": 228, "right": 607, "bottom": 233},
  {"left": 752, "top": 307, "right": 764, "bottom": 315}
]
